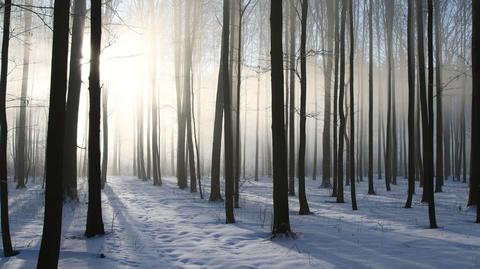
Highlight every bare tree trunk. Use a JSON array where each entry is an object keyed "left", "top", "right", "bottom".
[
  {"left": 434, "top": 0, "right": 443, "bottom": 193},
  {"left": 336, "top": 0, "right": 347, "bottom": 204},
  {"left": 332, "top": 0, "right": 340, "bottom": 197},
  {"left": 0, "top": 0, "right": 18, "bottom": 258},
  {"left": 472, "top": 0, "right": 480, "bottom": 223},
  {"left": 367, "top": 0, "right": 375, "bottom": 195},
  {"left": 37, "top": 0, "right": 71, "bottom": 266},
  {"left": 271, "top": 0, "right": 291, "bottom": 235},
  {"left": 348, "top": 0, "right": 357, "bottom": 210},
  {"left": 85, "top": 0, "right": 105, "bottom": 237},
  {"left": 405, "top": 0, "right": 415, "bottom": 208},
  {"left": 288, "top": 0, "right": 296, "bottom": 196},
  {"left": 15, "top": 0, "right": 33, "bottom": 189},
  {"left": 298, "top": 0, "right": 311, "bottom": 215}
]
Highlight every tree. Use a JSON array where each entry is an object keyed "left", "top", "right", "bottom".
[
  {"left": 219, "top": 0, "right": 235, "bottom": 224},
  {"left": 322, "top": 0, "right": 335, "bottom": 189},
  {"left": 183, "top": 0, "right": 197, "bottom": 193},
  {"left": 336, "top": 0, "right": 347, "bottom": 204},
  {"left": 418, "top": 0, "right": 437, "bottom": 228},
  {"left": 15, "top": 0, "right": 33, "bottom": 189},
  {"left": 384, "top": 0, "right": 394, "bottom": 191},
  {"left": 332, "top": 0, "right": 340, "bottom": 197},
  {"left": 471, "top": 0, "right": 480, "bottom": 223},
  {"left": 210, "top": 0, "right": 225, "bottom": 200},
  {"left": 85, "top": 0, "right": 105, "bottom": 238},
  {"left": 63, "top": 0, "right": 87, "bottom": 200},
  {"left": 37, "top": 0, "right": 71, "bottom": 267},
  {"left": 174, "top": 0, "right": 188, "bottom": 189},
  {"left": 298, "top": 0, "right": 311, "bottom": 215},
  {"left": 434, "top": 0, "right": 443, "bottom": 193},
  {"left": 288, "top": 0, "right": 296, "bottom": 196},
  {"left": 270, "top": 0, "right": 292, "bottom": 236},
  {"left": 367, "top": 0, "right": 375, "bottom": 195},
  {"left": 348, "top": 0, "right": 357, "bottom": 210},
  {"left": 405, "top": 0, "right": 415, "bottom": 209},
  {"left": 0, "top": 0, "right": 19, "bottom": 258}
]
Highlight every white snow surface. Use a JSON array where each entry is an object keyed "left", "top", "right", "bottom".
[{"left": 1, "top": 176, "right": 479, "bottom": 269}]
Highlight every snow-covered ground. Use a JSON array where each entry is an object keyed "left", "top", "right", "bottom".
[{"left": 1, "top": 175, "right": 479, "bottom": 269}]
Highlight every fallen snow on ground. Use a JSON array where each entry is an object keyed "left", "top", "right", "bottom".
[{"left": 0, "top": 175, "right": 479, "bottom": 269}]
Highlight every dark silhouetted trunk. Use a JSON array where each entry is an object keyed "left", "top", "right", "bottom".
[
  {"left": 288, "top": 0, "right": 296, "bottom": 196},
  {"left": 85, "top": 0, "right": 105, "bottom": 238},
  {"left": 434, "top": 0, "right": 443, "bottom": 193},
  {"left": 0, "top": 0, "right": 18, "bottom": 258},
  {"left": 348, "top": 0, "right": 357, "bottom": 210},
  {"left": 63, "top": 0, "right": 86, "bottom": 201},
  {"left": 336, "top": 0, "right": 346, "bottom": 204},
  {"left": 405, "top": 0, "right": 415, "bottom": 208},
  {"left": 298, "top": 0, "right": 311, "bottom": 215},
  {"left": 271, "top": 0, "right": 292, "bottom": 235},
  {"left": 367, "top": 0, "right": 375, "bottom": 195},
  {"left": 37, "top": 0, "right": 71, "bottom": 267},
  {"left": 471, "top": 0, "right": 480, "bottom": 223}
]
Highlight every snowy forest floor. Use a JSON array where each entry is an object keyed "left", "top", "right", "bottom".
[{"left": 0, "top": 175, "right": 479, "bottom": 269}]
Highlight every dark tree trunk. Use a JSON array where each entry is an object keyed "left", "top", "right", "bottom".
[
  {"left": 348, "top": 0, "right": 357, "bottom": 210},
  {"left": 332, "top": 0, "right": 340, "bottom": 197},
  {"left": 384, "top": 0, "right": 394, "bottom": 191},
  {"left": 367, "top": 0, "right": 375, "bottom": 195},
  {"left": 174, "top": 0, "right": 188, "bottom": 189},
  {"left": 434, "top": 0, "right": 443, "bottom": 193},
  {"left": 220, "top": 0, "right": 235, "bottom": 224},
  {"left": 471, "top": 0, "right": 480, "bottom": 223},
  {"left": 423, "top": 0, "right": 437, "bottom": 228},
  {"left": 63, "top": 0, "right": 86, "bottom": 201},
  {"left": 85, "top": 0, "right": 105, "bottom": 238},
  {"left": 322, "top": 0, "right": 335, "bottom": 188},
  {"left": 0, "top": 0, "right": 18, "bottom": 258},
  {"left": 288, "top": 0, "right": 296, "bottom": 196},
  {"left": 298, "top": 0, "right": 311, "bottom": 215},
  {"left": 37, "top": 0, "right": 71, "bottom": 267},
  {"left": 271, "top": 0, "right": 291, "bottom": 236},
  {"left": 405, "top": 0, "right": 415, "bottom": 208},
  {"left": 336, "top": 0, "right": 347, "bottom": 204},
  {"left": 183, "top": 0, "right": 197, "bottom": 193}
]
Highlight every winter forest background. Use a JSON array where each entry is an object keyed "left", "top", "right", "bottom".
[{"left": 0, "top": 0, "right": 479, "bottom": 268}]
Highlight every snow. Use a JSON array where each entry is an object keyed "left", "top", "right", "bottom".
[{"left": 1, "top": 176, "right": 479, "bottom": 269}]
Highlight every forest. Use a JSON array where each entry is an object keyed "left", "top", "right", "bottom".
[{"left": 0, "top": 0, "right": 479, "bottom": 268}]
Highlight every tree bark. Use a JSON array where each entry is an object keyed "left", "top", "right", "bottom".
[
  {"left": 37, "top": 0, "right": 71, "bottom": 267},
  {"left": 271, "top": 0, "right": 292, "bottom": 235},
  {"left": 298, "top": 0, "right": 311, "bottom": 215},
  {"left": 0, "top": 0, "right": 18, "bottom": 258},
  {"left": 85, "top": 0, "right": 105, "bottom": 238}
]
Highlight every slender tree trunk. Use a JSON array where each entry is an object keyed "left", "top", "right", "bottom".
[
  {"left": 332, "top": 0, "right": 340, "bottom": 197},
  {"left": 219, "top": 0, "right": 235, "bottom": 224},
  {"left": 434, "top": 0, "right": 443, "bottom": 193},
  {"left": 288, "top": 0, "right": 296, "bottom": 196},
  {"left": 271, "top": 0, "right": 292, "bottom": 235},
  {"left": 367, "top": 0, "right": 375, "bottom": 195},
  {"left": 298, "top": 0, "right": 311, "bottom": 215},
  {"left": 15, "top": 0, "right": 33, "bottom": 189},
  {"left": 472, "top": 0, "right": 480, "bottom": 223},
  {"left": 348, "top": 0, "right": 357, "bottom": 210},
  {"left": 406, "top": 0, "right": 415, "bottom": 208},
  {"left": 63, "top": 0, "right": 86, "bottom": 200},
  {"left": 0, "top": 0, "right": 18, "bottom": 258},
  {"left": 37, "top": 0, "right": 71, "bottom": 267},
  {"left": 85, "top": 0, "right": 105, "bottom": 238},
  {"left": 336, "top": 0, "right": 346, "bottom": 204}
]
